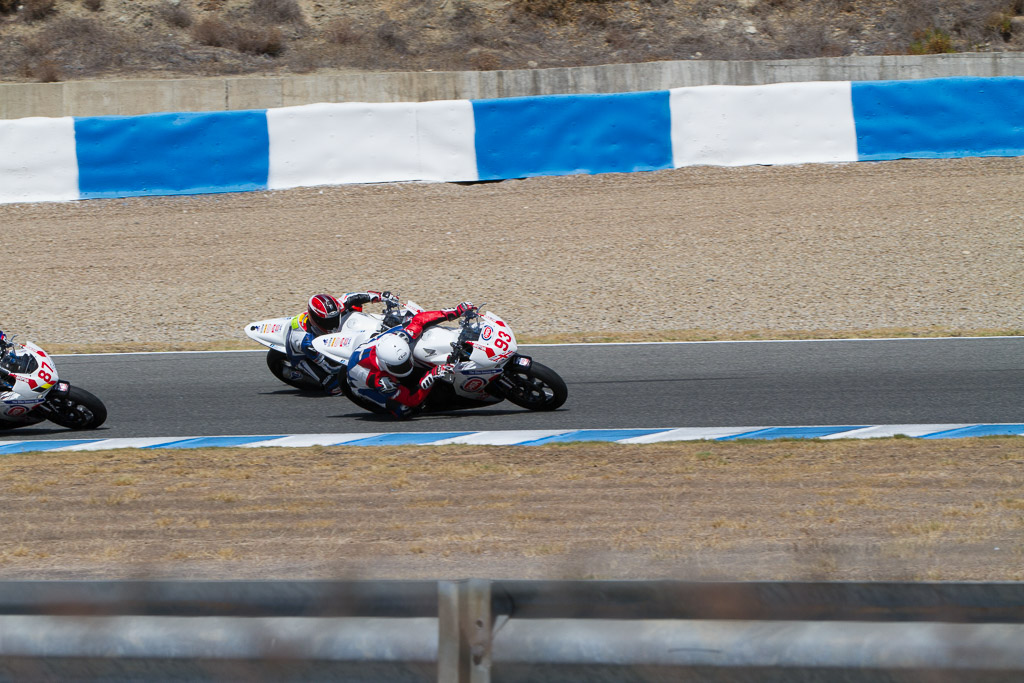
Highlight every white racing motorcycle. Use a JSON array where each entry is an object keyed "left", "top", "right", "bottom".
[
  {"left": 312, "top": 305, "right": 568, "bottom": 416},
  {"left": 244, "top": 301, "right": 406, "bottom": 392},
  {"left": 0, "top": 336, "right": 107, "bottom": 431}
]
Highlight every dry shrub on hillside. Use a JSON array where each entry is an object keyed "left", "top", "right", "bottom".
[
  {"left": 374, "top": 20, "right": 410, "bottom": 54},
  {"left": 773, "top": 17, "right": 847, "bottom": 58},
  {"left": 449, "top": 1, "right": 479, "bottom": 30},
  {"left": 26, "top": 57, "right": 62, "bottom": 82},
  {"left": 83, "top": 0, "right": 103, "bottom": 11},
  {"left": 0, "top": 0, "right": 18, "bottom": 14},
  {"left": 469, "top": 49, "right": 502, "bottom": 70},
  {"left": 22, "top": 0, "right": 57, "bottom": 22},
  {"left": 250, "top": 0, "right": 302, "bottom": 24},
  {"left": 235, "top": 25, "right": 284, "bottom": 56},
  {"left": 910, "top": 28, "right": 956, "bottom": 53},
  {"left": 323, "top": 17, "right": 364, "bottom": 45},
  {"left": 193, "top": 17, "right": 284, "bottom": 57},
  {"left": 159, "top": 2, "right": 193, "bottom": 28},
  {"left": 511, "top": 0, "right": 575, "bottom": 23},
  {"left": 21, "top": 15, "right": 133, "bottom": 77},
  {"left": 891, "top": 0, "right": 1019, "bottom": 49},
  {"left": 192, "top": 17, "right": 234, "bottom": 47}
]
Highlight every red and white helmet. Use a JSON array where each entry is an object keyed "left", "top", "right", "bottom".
[
  {"left": 307, "top": 294, "right": 341, "bottom": 335},
  {"left": 375, "top": 333, "right": 413, "bottom": 377}
]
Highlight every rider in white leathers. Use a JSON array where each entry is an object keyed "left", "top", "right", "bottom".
[{"left": 345, "top": 302, "right": 477, "bottom": 417}]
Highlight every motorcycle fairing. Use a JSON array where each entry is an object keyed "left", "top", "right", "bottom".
[
  {"left": 244, "top": 316, "right": 291, "bottom": 352},
  {"left": 451, "top": 365, "right": 503, "bottom": 402},
  {"left": 311, "top": 311, "right": 388, "bottom": 365},
  {"left": 412, "top": 325, "right": 459, "bottom": 367}
]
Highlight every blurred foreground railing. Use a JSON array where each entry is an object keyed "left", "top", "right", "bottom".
[{"left": 0, "top": 580, "right": 1022, "bottom": 681}]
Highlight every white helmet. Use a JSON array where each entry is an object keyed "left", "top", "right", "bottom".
[{"left": 376, "top": 334, "right": 413, "bottom": 377}]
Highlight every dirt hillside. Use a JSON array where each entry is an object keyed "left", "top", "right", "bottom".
[{"left": 2, "top": 0, "right": 1024, "bottom": 82}]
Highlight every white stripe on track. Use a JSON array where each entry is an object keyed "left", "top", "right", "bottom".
[{"left": 50, "top": 335, "right": 1024, "bottom": 357}]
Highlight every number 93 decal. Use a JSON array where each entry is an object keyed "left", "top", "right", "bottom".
[{"left": 492, "top": 329, "right": 512, "bottom": 351}]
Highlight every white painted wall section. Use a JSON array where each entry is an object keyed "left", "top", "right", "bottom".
[
  {"left": 670, "top": 81, "right": 859, "bottom": 167},
  {"left": 0, "top": 116, "right": 79, "bottom": 204},
  {"left": 266, "top": 100, "right": 477, "bottom": 189}
]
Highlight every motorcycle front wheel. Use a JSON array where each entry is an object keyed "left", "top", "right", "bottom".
[
  {"left": 501, "top": 361, "right": 567, "bottom": 411},
  {"left": 46, "top": 386, "right": 107, "bottom": 430},
  {"left": 340, "top": 381, "right": 393, "bottom": 416}
]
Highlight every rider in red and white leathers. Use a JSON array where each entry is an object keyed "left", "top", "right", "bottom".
[
  {"left": 346, "top": 302, "right": 477, "bottom": 418},
  {"left": 288, "top": 291, "right": 397, "bottom": 394}
]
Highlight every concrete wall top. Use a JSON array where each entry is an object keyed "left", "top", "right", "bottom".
[{"left": 2, "top": 52, "right": 1024, "bottom": 119}]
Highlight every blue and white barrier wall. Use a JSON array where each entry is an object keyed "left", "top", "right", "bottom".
[{"left": 1, "top": 76, "right": 1022, "bottom": 204}]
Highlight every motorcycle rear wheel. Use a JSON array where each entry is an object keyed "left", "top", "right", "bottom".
[
  {"left": 46, "top": 386, "right": 107, "bottom": 430},
  {"left": 502, "top": 361, "right": 567, "bottom": 411},
  {"left": 266, "top": 350, "right": 323, "bottom": 392}
]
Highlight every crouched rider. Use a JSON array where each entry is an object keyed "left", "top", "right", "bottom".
[
  {"left": 289, "top": 291, "right": 397, "bottom": 394},
  {"left": 346, "top": 302, "right": 477, "bottom": 418}
]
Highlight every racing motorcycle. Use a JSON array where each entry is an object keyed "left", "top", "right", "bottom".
[
  {"left": 244, "top": 300, "right": 406, "bottom": 392},
  {"left": 0, "top": 335, "right": 107, "bottom": 431},
  {"left": 312, "top": 305, "right": 568, "bottom": 415}
]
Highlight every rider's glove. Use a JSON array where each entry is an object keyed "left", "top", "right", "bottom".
[
  {"left": 375, "top": 375, "right": 400, "bottom": 395},
  {"left": 419, "top": 363, "right": 454, "bottom": 390},
  {"left": 454, "top": 302, "right": 477, "bottom": 318}
]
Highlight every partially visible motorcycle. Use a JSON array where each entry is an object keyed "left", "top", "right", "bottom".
[
  {"left": 244, "top": 299, "right": 409, "bottom": 392},
  {"left": 313, "top": 306, "right": 568, "bottom": 415},
  {"left": 0, "top": 335, "right": 107, "bottom": 431}
]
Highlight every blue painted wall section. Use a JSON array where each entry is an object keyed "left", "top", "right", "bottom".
[
  {"left": 74, "top": 110, "right": 270, "bottom": 199},
  {"left": 472, "top": 90, "right": 673, "bottom": 180},
  {"left": 852, "top": 76, "right": 1024, "bottom": 161}
]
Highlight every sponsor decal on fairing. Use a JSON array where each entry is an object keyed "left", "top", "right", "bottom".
[
  {"left": 461, "top": 377, "right": 487, "bottom": 392},
  {"left": 458, "top": 368, "right": 502, "bottom": 376},
  {"left": 481, "top": 325, "right": 493, "bottom": 341},
  {"left": 2, "top": 396, "right": 43, "bottom": 406}
]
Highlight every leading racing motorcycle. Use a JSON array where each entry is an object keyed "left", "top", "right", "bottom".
[
  {"left": 313, "top": 305, "right": 568, "bottom": 415},
  {"left": 0, "top": 335, "right": 107, "bottom": 431}
]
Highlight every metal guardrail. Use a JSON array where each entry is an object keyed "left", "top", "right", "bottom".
[{"left": 0, "top": 580, "right": 1022, "bottom": 681}]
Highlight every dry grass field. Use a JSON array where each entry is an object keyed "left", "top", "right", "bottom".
[{"left": 1, "top": 439, "right": 1022, "bottom": 580}]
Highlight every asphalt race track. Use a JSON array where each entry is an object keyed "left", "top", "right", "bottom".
[{"left": 7, "top": 337, "right": 1023, "bottom": 441}]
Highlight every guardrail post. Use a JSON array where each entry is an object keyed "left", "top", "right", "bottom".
[{"left": 437, "top": 579, "right": 492, "bottom": 683}]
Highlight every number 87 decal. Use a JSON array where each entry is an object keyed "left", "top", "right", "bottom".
[
  {"left": 37, "top": 361, "right": 54, "bottom": 384},
  {"left": 493, "top": 330, "right": 512, "bottom": 351}
]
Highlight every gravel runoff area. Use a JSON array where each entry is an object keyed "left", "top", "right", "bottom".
[{"left": 0, "top": 156, "right": 1021, "bottom": 350}]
